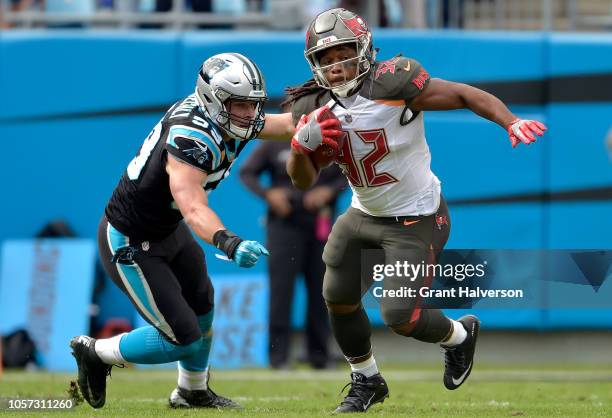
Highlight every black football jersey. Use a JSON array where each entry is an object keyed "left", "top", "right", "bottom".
[{"left": 105, "top": 94, "right": 250, "bottom": 241}]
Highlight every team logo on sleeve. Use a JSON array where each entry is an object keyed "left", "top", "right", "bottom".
[
  {"left": 182, "top": 141, "right": 210, "bottom": 165},
  {"left": 374, "top": 57, "right": 401, "bottom": 79}
]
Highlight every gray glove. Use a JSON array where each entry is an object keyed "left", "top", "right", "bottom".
[{"left": 291, "top": 106, "right": 342, "bottom": 154}]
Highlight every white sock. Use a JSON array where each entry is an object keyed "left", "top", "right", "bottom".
[
  {"left": 178, "top": 364, "right": 208, "bottom": 391},
  {"left": 441, "top": 320, "right": 467, "bottom": 347},
  {"left": 349, "top": 355, "right": 379, "bottom": 378},
  {"left": 94, "top": 333, "right": 126, "bottom": 364}
]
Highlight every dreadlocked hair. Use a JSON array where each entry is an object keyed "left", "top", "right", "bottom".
[{"left": 280, "top": 78, "right": 328, "bottom": 111}]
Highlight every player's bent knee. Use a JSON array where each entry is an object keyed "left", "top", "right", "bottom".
[
  {"left": 388, "top": 318, "right": 419, "bottom": 337},
  {"left": 381, "top": 307, "right": 419, "bottom": 336},
  {"left": 171, "top": 316, "right": 204, "bottom": 347},
  {"left": 325, "top": 301, "right": 360, "bottom": 315}
]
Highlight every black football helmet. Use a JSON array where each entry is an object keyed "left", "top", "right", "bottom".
[{"left": 304, "top": 8, "right": 375, "bottom": 97}]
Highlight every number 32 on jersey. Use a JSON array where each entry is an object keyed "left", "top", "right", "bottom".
[{"left": 336, "top": 128, "right": 398, "bottom": 187}]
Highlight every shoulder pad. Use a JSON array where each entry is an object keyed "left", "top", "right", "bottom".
[
  {"left": 165, "top": 124, "right": 222, "bottom": 172},
  {"left": 365, "top": 57, "right": 430, "bottom": 103}
]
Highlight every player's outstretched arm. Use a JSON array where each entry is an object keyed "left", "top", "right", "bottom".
[
  {"left": 259, "top": 112, "right": 295, "bottom": 141},
  {"left": 166, "top": 154, "right": 225, "bottom": 243},
  {"left": 410, "top": 78, "right": 547, "bottom": 148},
  {"left": 167, "top": 155, "right": 268, "bottom": 268}
]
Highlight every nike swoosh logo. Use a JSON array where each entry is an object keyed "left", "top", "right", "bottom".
[
  {"left": 451, "top": 361, "right": 472, "bottom": 386},
  {"left": 303, "top": 131, "right": 310, "bottom": 143},
  {"left": 362, "top": 393, "right": 376, "bottom": 410},
  {"left": 403, "top": 219, "right": 420, "bottom": 226}
]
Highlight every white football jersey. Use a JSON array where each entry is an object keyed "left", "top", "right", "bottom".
[
  {"left": 291, "top": 56, "right": 441, "bottom": 217},
  {"left": 330, "top": 94, "right": 441, "bottom": 217}
]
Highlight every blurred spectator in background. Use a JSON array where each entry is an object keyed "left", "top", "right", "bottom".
[
  {"left": 303, "top": 0, "right": 336, "bottom": 27},
  {"left": 192, "top": 0, "right": 234, "bottom": 29},
  {"left": 5, "top": 0, "right": 95, "bottom": 28},
  {"left": 398, "top": 0, "right": 427, "bottom": 28},
  {"left": 441, "top": 0, "right": 465, "bottom": 28},
  {"left": 240, "top": 141, "right": 346, "bottom": 369},
  {"left": 44, "top": 0, "right": 95, "bottom": 27},
  {"left": 338, "top": 0, "right": 389, "bottom": 27},
  {"left": 139, "top": 0, "right": 242, "bottom": 29},
  {"left": 1, "top": 0, "right": 36, "bottom": 28},
  {"left": 397, "top": 0, "right": 464, "bottom": 29}
]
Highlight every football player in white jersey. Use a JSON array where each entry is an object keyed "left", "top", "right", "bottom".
[{"left": 285, "top": 8, "right": 547, "bottom": 413}]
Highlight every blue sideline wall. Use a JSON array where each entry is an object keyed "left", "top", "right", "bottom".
[{"left": 0, "top": 30, "right": 611, "bottom": 330}]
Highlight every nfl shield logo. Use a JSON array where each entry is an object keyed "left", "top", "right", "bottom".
[{"left": 345, "top": 114, "right": 352, "bottom": 123}]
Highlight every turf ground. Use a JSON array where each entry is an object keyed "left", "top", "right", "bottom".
[{"left": 1, "top": 363, "right": 611, "bottom": 417}]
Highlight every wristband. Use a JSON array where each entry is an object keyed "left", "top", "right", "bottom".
[{"left": 212, "top": 230, "right": 243, "bottom": 259}]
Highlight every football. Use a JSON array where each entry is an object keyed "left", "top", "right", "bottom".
[
  {"left": 308, "top": 108, "right": 343, "bottom": 169},
  {"left": 310, "top": 143, "right": 338, "bottom": 169}
]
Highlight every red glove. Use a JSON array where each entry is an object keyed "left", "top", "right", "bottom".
[
  {"left": 507, "top": 118, "right": 547, "bottom": 148},
  {"left": 291, "top": 106, "right": 343, "bottom": 154}
]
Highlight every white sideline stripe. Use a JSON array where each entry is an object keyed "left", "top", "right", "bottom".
[{"left": 106, "top": 224, "right": 177, "bottom": 342}]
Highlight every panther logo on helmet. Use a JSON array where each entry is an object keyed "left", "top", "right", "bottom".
[{"left": 203, "top": 57, "right": 229, "bottom": 79}]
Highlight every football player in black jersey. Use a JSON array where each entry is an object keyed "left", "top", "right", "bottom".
[
  {"left": 69, "top": 53, "right": 340, "bottom": 410},
  {"left": 285, "top": 8, "right": 548, "bottom": 413}
]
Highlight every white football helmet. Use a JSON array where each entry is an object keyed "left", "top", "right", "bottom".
[{"left": 195, "top": 53, "right": 267, "bottom": 140}]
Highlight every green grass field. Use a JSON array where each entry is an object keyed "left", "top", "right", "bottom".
[{"left": 1, "top": 364, "right": 611, "bottom": 417}]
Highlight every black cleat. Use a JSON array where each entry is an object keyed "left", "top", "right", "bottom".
[
  {"left": 442, "top": 315, "right": 480, "bottom": 390},
  {"left": 333, "top": 372, "right": 389, "bottom": 413},
  {"left": 169, "top": 371, "right": 241, "bottom": 409},
  {"left": 169, "top": 387, "right": 242, "bottom": 409},
  {"left": 69, "top": 336, "right": 113, "bottom": 408}
]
